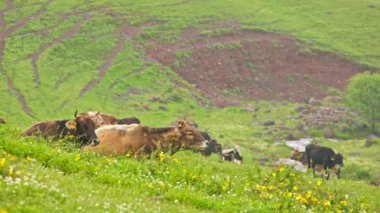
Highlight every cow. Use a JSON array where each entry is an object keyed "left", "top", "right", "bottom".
[
  {"left": 117, "top": 116, "right": 141, "bottom": 125},
  {"left": 0, "top": 118, "right": 5, "bottom": 125},
  {"left": 64, "top": 110, "right": 98, "bottom": 146},
  {"left": 78, "top": 111, "right": 117, "bottom": 127},
  {"left": 20, "top": 120, "right": 73, "bottom": 139},
  {"left": 222, "top": 146, "right": 243, "bottom": 164},
  {"left": 82, "top": 120, "right": 209, "bottom": 156},
  {"left": 20, "top": 111, "right": 97, "bottom": 146},
  {"left": 198, "top": 131, "right": 222, "bottom": 156},
  {"left": 305, "top": 144, "right": 344, "bottom": 179},
  {"left": 78, "top": 111, "right": 140, "bottom": 127}
]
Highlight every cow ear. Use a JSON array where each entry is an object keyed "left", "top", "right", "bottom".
[{"left": 65, "top": 120, "right": 77, "bottom": 129}]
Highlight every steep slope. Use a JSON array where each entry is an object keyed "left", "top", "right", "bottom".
[{"left": 0, "top": 0, "right": 379, "bottom": 125}]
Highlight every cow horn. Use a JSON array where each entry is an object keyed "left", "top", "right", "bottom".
[{"left": 74, "top": 109, "right": 78, "bottom": 118}]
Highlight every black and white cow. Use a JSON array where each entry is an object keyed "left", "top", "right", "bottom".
[{"left": 305, "top": 144, "right": 344, "bottom": 179}]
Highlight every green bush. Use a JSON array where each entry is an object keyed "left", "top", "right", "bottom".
[{"left": 346, "top": 72, "right": 380, "bottom": 133}]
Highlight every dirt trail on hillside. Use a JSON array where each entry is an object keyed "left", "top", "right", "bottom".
[
  {"left": 144, "top": 27, "right": 375, "bottom": 106},
  {"left": 0, "top": 0, "right": 52, "bottom": 116},
  {"left": 79, "top": 21, "right": 162, "bottom": 97},
  {"left": 31, "top": 12, "right": 92, "bottom": 84}
]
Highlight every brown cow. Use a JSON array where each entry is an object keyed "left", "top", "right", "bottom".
[
  {"left": 78, "top": 111, "right": 140, "bottom": 127},
  {"left": 83, "top": 120, "right": 208, "bottom": 156},
  {"left": 0, "top": 118, "right": 5, "bottom": 125},
  {"left": 78, "top": 111, "right": 117, "bottom": 127},
  {"left": 20, "top": 111, "right": 97, "bottom": 146},
  {"left": 20, "top": 120, "right": 74, "bottom": 139}
]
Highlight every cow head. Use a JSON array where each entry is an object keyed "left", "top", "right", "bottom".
[
  {"left": 175, "top": 120, "right": 208, "bottom": 151},
  {"left": 334, "top": 153, "right": 344, "bottom": 167},
  {"left": 222, "top": 146, "right": 243, "bottom": 164},
  {"left": 65, "top": 110, "right": 97, "bottom": 145}
]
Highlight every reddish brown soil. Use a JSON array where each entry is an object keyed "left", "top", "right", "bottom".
[{"left": 144, "top": 27, "right": 374, "bottom": 106}]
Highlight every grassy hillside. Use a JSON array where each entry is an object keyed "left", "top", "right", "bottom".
[
  {"left": 1, "top": 0, "right": 380, "bottom": 212},
  {"left": 1, "top": 126, "right": 380, "bottom": 212},
  {"left": 1, "top": 0, "right": 380, "bottom": 125}
]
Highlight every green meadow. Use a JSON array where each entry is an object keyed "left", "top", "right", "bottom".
[{"left": 1, "top": 0, "right": 380, "bottom": 212}]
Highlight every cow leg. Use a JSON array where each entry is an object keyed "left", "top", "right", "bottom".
[
  {"left": 335, "top": 168, "right": 341, "bottom": 179},
  {"left": 323, "top": 164, "right": 330, "bottom": 180},
  {"left": 307, "top": 154, "right": 311, "bottom": 169},
  {"left": 312, "top": 161, "right": 316, "bottom": 176}
]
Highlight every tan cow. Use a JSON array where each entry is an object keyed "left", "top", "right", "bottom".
[
  {"left": 78, "top": 111, "right": 140, "bottom": 127},
  {"left": 83, "top": 120, "right": 208, "bottom": 156},
  {"left": 78, "top": 111, "right": 118, "bottom": 127}
]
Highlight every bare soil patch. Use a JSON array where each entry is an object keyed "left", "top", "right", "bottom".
[{"left": 144, "top": 27, "right": 374, "bottom": 106}]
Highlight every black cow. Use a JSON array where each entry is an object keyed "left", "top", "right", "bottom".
[
  {"left": 222, "top": 146, "right": 243, "bottom": 164},
  {"left": 305, "top": 144, "right": 344, "bottom": 179},
  {"left": 199, "top": 132, "right": 222, "bottom": 156},
  {"left": 117, "top": 116, "right": 141, "bottom": 125}
]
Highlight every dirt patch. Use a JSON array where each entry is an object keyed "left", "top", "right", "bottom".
[{"left": 144, "top": 27, "right": 375, "bottom": 106}]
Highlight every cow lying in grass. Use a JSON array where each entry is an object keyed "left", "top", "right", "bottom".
[
  {"left": 305, "top": 144, "right": 344, "bottom": 180},
  {"left": 83, "top": 120, "right": 208, "bottom": 156},
  {"left": 21, "top": 110, "right": 97, "bottom": 146},
  {"left": 77, "top": 111, "right": 140, "bottom": 127}
]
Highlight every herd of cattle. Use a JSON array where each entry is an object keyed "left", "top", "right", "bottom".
[{"left": 0, "top": 111, "right": 344, "bottom": 179}]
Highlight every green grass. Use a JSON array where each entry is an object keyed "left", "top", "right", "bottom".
[{"left": 1, "top": 126, "right": 379, "bottom": 212}]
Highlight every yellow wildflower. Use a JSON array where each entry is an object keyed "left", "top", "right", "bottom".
[
  {"left": 306, "top": 191, "right": 312, "bottom": 198},
  {"left": 8, "top": 166, "right": 14, "bottom": 176},
  {"left": 287, "top": 192, "right": 293, "bottom": 198},
  {"left": 268, "top": 185, "right": 276, "bottom": 190},
  {"left": 0, "top": 158, "right": 5, "bottom": 167},
  {"left": 0, "top": 208, "right": 9, "bottom": 213},
  {"left": 293, "top": 186, "right": 298, "bottom": 191},
  {"left": 272, "top": 173, "right": 276, "bottom": 177},
  {"left": 159, "top": 152, "right": 166, "bottom": 162},
  {"left": 172, "top": 158, "right": 180, "bottom": 164},
  {"left": 324, "top": 200, "right": 331, "bottom": 207},
  {"left": 279, "top": 167, "right": 285, "bottom": 172},
  {"left": 340, "top": 200, "right": 348, "bottom": 207},
  {"left": 75, "top": 153, "right": 81, "bottom": 161},
  {"left": 317, "top": 180, "right": 322, "bottom": 186}
]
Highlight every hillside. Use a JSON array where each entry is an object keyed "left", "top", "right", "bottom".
[{"left": 1, "top": 0, "right": 380, "bottom": 212}]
